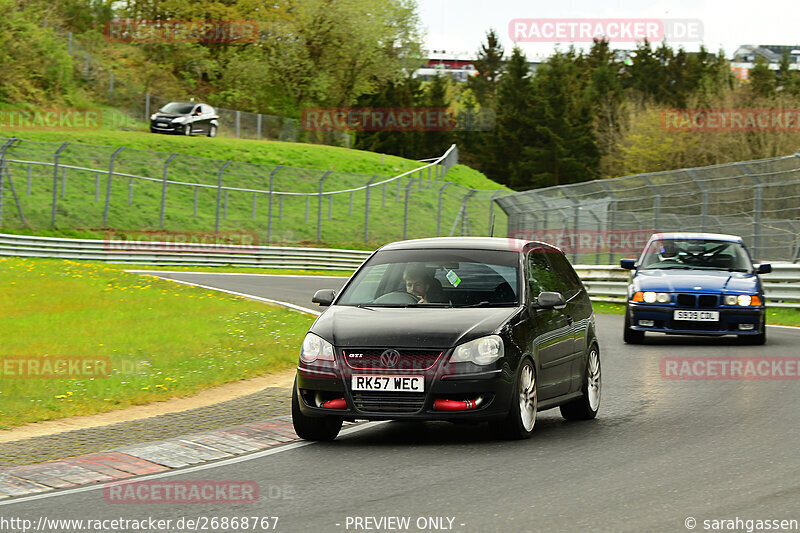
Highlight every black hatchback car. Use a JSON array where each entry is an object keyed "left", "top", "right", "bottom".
[
  {"left": 150, "top": 102, "right": 219, "bottom": 137},
  {"left": 292, "top": 237, "right": 601, "bottom": 441}
]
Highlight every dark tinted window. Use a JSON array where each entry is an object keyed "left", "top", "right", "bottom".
[
  {"left": 545, "top": 251, "right": 584, "bottom": 299},
  {"left": 159, "top": 102, "right": 194, "bottom": 114},
  {"left": 527, "top": 250, "right": 559, "bottom": 295}
]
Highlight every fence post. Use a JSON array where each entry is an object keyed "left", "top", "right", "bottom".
[
  {"left": 102, "top": 146, "right": 124, "bottom": 226},
  {"left": 145, "top": 93, "right": 150, "bottom": 123},
  {"left": 257, "top": 114, "right": 262, "bottom": 140},
  {"left": 279, "top": 196, "right": 283, "bottom": 219},
  {"left": 437, "top": 183, "right": 451, "bottom": 236},
  {"left": 753, "top": 185, "right": 762, "bottom": 261},
  {"left": 328, "top": 195, "right": 333, "bottom": 221},
  {"left": 267, "top": 165, "right": 282, "bottom": 243},
  {"left": 252, "top": 193, "right": 257, "bottom": 219},
  {"left": 317, "top": 170, "right": 332, "bottom": 241},
  {"left": 235, "top": 111, "right": 241, "bottom": 138},
  {"left": 68, "top": 32, "right": 72, "bottom": 55},
  {"left": 1, "top": 163, "right": 27, "bottom": 226},
  {"left": 215, "top": 161, "right": 232, "bottom": 233},
  {"left": 653, "top": 193, "right": 661, "bottom": 231},
  {"left": 224, "top": 190, "right": 229, "bottom": 219},
  {"left": 364, "top": 175, "right": 378, "bottom": 243},
  {"left": 52, "top": 142, "right": 70, "bottom": 227},
  {"left": 349, "top": 192, "right": 353, "bottom": 216},
  {"left": 109, "top": 72, "right": 114, "bottom": 102},
  {"left": 305, "top": 197, "right": 309, "bottom": 222},
  {"left": 159, "top": 153, "right": 178, "bottom": 227},
  {"left": 403, "top": 178, "right": 417, "bottom": 240},
  {"left": 488, "top": 190, "right": 503, "bottom": 236},
  {"left": 61, "top": 167, "right": 66, "bottom": 198},
  {"left": 26, "top": 164, "right": 31, "bottom": 196},
  {"left": 128, "top": 176, "right": 133, "bottom": 205},
  {"left": 193, "top": 187, "right": 198, "bottom": 217}
]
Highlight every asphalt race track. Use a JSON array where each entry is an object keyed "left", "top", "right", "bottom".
[{"left": 2, "top": 273, "right": 798, "bottom": 533}]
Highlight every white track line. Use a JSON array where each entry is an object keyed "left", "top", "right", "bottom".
[
  {"left": 0, "top": 422, "right": 384, "bottom": 506},
  {"left": 134, "top": 274, "right": 322, "bottom": 316}
]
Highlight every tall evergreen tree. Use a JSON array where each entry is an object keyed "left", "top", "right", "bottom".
[
  {"left": 467, "top": 29, "right": 504, "bottom": 107},
  {"left": 527, "top": 50, "right": 600, "bottom": 187},
  {"left": 749, "top": 56, "right": 776, "bottom": 98}
]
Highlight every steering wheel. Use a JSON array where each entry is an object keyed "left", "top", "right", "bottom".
[{"left": 373, "top": 291, "right": 419, "bottom": 304}]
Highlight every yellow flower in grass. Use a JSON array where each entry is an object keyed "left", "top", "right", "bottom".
[
  {"left": 141, "top": 386, "right": 150, "bottom": 390},
  {"left": 55, "top": 395, "right": 67, "bottom": 399}
]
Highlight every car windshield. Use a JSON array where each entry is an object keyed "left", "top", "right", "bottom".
[
  {"left": 639, "top": 239, "right": 753, "bottom": 272},
  {"left": 158, "top": 102, "right": 194, "bottom": 114},
  {"left": 336, "top": 249, "right": 520, "bottom": 307}
]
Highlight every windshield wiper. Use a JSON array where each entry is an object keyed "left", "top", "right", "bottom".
[{"left": 455, "top": 301, "right": 518, "bottom": 308}]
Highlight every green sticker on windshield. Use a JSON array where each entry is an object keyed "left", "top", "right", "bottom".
[{"left": 446, "top": 269, "right": 461, "bottom": 287}]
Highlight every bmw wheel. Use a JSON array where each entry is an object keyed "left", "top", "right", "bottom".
[
  {"left": 560, "top": 344, "right": 601, "bottom": 420},
  {"left": 291, "top": 379, "right": 342, "bottom": 441},
  {"left": 490, "top": 358, "right": 536, "bottom": 439}
]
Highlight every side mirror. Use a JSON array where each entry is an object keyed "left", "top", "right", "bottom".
[
  {"left": 620, "top": 258, "right": 636, "bottom": 270},
  {"left": 757, "top": 263, "right": 772, "bottom": 274},
  {"left": 312, "top": 289, "right": 336, "bottom": 306},
  {"left": 536, "top": 291, "right": 566, "bottom": 310}
]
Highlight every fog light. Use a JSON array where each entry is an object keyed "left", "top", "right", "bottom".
[
  {"left": 738, "top": 323, "right": 755, "bottom": 330},
  {"left": 639, "top": 319, "right": 654, "bottom": 327}
]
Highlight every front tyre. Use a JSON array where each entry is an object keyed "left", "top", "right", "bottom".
[
  {"left": 489, "top": 359, "right": 536, "bottom": 440},
  {"left": 560, "top": 344, "right": 601, "bottom": 420},
  {"left": 208, "top": 124, "right": 217, "bottom": 137},
  {"left": 291, "top": 380, "right": 342, "bottom": 441},
  {"left": 184, "top": 124, "right": 192, "bottom": 136}
]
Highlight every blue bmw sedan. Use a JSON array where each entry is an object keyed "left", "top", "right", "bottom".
[{"left": 621, "top": 233, "right": 771, "bottom": 345}]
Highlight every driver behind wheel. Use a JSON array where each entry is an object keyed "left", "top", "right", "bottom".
[{"left": 403, "top": 264, "right": 445, "bottom": 303}]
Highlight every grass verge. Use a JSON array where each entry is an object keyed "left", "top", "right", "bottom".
[{"left": 0, "top": 257, "right": 315, "bottom": 428}]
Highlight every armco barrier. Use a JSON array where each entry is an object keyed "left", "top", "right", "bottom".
[{"left": 1, "top": 234, "right": 798, "bottom": 307}]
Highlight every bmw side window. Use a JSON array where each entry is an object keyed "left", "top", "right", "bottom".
[{"left": 527, "top": 251, "right": 558, "bottom": 297}]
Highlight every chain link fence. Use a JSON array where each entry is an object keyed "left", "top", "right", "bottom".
[
  {"left": 0, "top": 139, "right": 507, "bottom": 246},
  {"left": 497, "top": 151, "right": 800, "bottom": 263}
]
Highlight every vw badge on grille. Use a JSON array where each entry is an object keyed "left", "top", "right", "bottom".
[{"left": 380, "top": 349, "right": 401, "bottom": 368}]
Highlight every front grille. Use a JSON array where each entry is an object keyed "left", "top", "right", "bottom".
[
  {"left": 343, "top": 349, "right": 443, "bottom": 371},
  {"left": 677, "top": 294, "right": 696, "bottom": 307},
  {"left": 698, "top": 294, "right": 718, "bottom": 308},
  {"left": 352, "top": 392, "right": 426, "bottom": 413}
]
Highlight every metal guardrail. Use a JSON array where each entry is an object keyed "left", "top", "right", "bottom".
[
  {"left": 2, "top": 233, "right": 797, "bottom": 307},
  {"left": 0, "top": 234, "right": 371, "bottom": 271}
]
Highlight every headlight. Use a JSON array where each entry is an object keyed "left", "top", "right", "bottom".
[
  {"left": 633, "top": 291, "right": 669, "bottom": 303},
  {"left": 450, "top": 335, "right": 503, "bottom": 365},
  {"left": 172, "top": 116, "right": 187, "bottom": 124},
  {"left": 724, "top": 294, "right": 761, "bottom": 306},
  {"left": 150, "top": 114, "right": 157, "bottom": 120},
  {"left": 299, "top": 333, "right": 334, "bottom": 364}
]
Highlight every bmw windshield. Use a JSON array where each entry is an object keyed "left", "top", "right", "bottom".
[
  {"left": 336, "top": 249, "right": 521, "bottom": 307},
  {"left": 639, "top": 239, "right": 753, "bottom": 272}
]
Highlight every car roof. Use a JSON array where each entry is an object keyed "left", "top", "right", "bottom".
[
  {"left": 650, "top": 232, "right": 744, "bottom": 243},
  {"left": 378, "top": 236, "right": 560, "bottom": 253}
]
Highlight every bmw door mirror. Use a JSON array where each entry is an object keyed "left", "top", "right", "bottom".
[
  {"left": 312, "top": 289, "right": 336, "bottom": 306},
  {"left": 536, "top": 291, "right": 566, "bottom": 310},
  {"left": 620, "top": 258, "right": 636, "bottom": 270},
  {"left": 757, "top": 263, "right": 772, "bottom": 274}
]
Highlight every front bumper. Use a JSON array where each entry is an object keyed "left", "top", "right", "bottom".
[
  {"left": 295, "top": 357, "right": 516, "bottom": 421},
  {"left": 150, "top": 121, "right": 189, "bottom": 134},
  {"left": 627, "top": 303, "right": 764, "bottom": 335}
]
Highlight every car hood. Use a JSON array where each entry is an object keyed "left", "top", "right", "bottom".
[
  {"left": 633, "top": 270, "right": 760, "bottom": 293},
  {"left": 310, "top": 305, "right": 520, "bottom": 348},
  {"left": 153, "top": 113, "right": 184, "bottom": 119}
]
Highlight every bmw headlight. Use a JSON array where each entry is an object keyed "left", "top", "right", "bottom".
[
  {"left": 299, "top": 333, "right": 334, "bottom": 364},
  {"left": 172, "top": 116, "right": 187, "bottom": 124},
  {"left": 724, "top": 294, "right": 761, "bottom": 306},
  {"left": 450, "top": 335, "right": 504, "bottom": 365},
  {"left": 640, "top": 291, "right": 670, "bottom": 303}
]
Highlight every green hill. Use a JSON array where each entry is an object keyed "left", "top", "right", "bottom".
[{"left": 0, "top": 130, "right": 509, "bottom": 249}]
